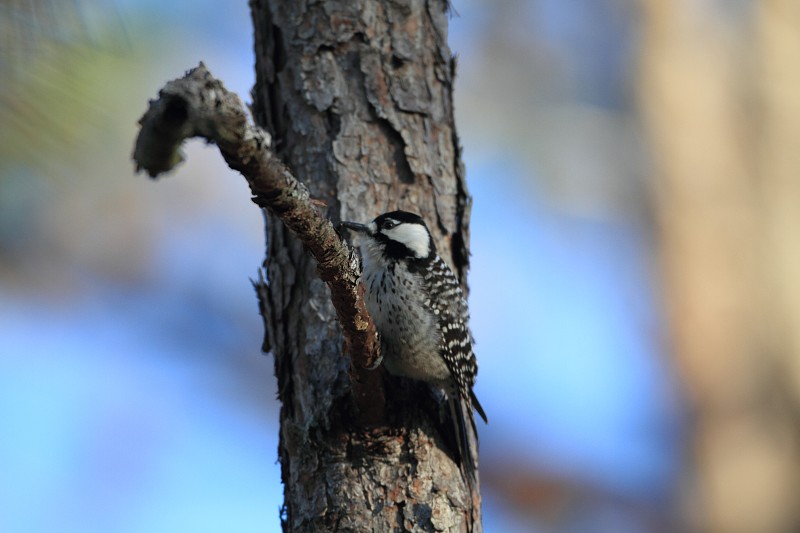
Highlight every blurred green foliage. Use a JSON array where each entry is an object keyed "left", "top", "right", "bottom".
[{"left": 0, "top": 0, "right": 147, "bottom": 179}]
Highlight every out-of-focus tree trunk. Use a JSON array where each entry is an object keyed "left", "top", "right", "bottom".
[
  {"left": 638, "top": 1, "right": 800, "bottom": 531},
  {"left": 248, "top": 0, "right": 478, "bottom": 530},
  {"left": 757, "top": 0, "right": 800, "bottom": 409}
]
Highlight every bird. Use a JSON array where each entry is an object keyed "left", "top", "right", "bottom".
[{"left": 341, "top": 210, "right": 487, "bottom": 487}]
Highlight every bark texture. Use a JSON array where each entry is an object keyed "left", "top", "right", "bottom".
[{"left": 249, "top": 0, "right": 477, "bottom": 531}]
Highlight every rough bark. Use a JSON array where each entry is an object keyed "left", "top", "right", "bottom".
[
  {"left": 249, "top": 1, "right": 476, "bottom": 532},
  {"left": 132, "top": 0, "right": 476, "bottom": 528}
]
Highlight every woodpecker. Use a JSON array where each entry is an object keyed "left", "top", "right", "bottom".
[{"left": 341, "top": 210, "right": 487, "bottom": 484}]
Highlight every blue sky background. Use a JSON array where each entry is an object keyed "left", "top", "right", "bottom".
[{"left": 0, "top": 1, "right": 682, "bottom": 531}]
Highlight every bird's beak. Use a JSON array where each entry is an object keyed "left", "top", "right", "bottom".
[{"left": 340, "top": 221, "right": 370, "bottom": 234}]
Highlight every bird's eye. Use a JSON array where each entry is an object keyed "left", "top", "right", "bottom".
[{"left": 382, "top": 220, "right": 397, "bottom": 230}]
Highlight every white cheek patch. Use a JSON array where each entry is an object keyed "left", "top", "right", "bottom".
[{"left": 383, "top": 223, "right": 430, "bottom": 258}]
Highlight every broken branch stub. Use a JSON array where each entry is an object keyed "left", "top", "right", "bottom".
[{"left": 132, "top": 62, "right": 381, "bottom": 380}]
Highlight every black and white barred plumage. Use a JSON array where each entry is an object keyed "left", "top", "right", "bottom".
[{"left": 341, "top": 210, "right": 487, "bottom": 482}]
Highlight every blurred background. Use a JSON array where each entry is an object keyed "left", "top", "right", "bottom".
[{"left": 2, "top": 0, "right": 798, "bottom": 531}]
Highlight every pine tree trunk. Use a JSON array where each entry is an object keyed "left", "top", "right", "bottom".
[
  {"left": 249, "top": 0, "right": 478, "bottom": 530},
  {"left": 638, "top": 1, "right": 800, "bottom": 531}
]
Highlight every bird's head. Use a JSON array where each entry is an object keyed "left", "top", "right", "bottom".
[{"left": 341, "top": 210, "right": 435, "bottom": 262}]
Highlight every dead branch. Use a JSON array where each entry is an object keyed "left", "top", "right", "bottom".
[{"left": 132, "top": 62, "right": 381, "bottom": 386}]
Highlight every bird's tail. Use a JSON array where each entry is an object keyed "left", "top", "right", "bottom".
[
  {"left": 448, "top": 395, "right": 482, "bottom": 516},
  {"left": 439, "top": 386, "right": 487, "bottom": 530}
]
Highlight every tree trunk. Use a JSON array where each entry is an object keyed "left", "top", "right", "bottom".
[
  {"left": 637, "top": 1, "right": 800, "bottom": 531},
  {"left": 249, "top": 0, "right": 478, "bottom": 531}
]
